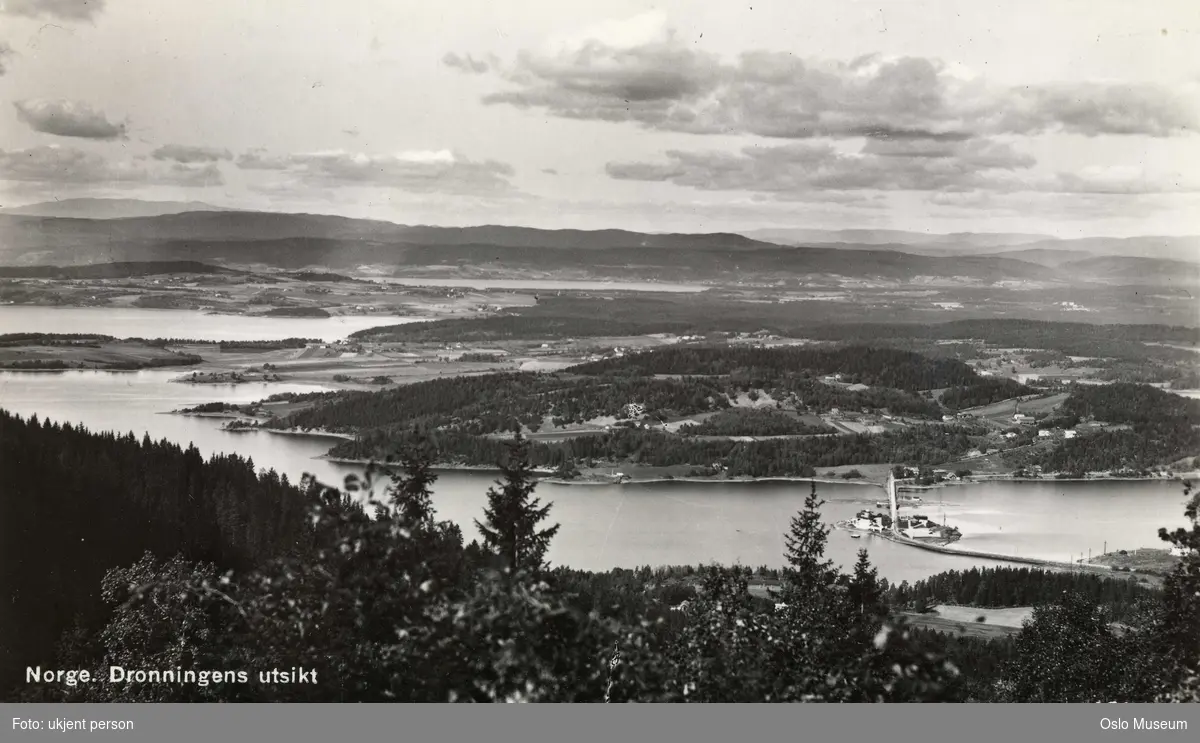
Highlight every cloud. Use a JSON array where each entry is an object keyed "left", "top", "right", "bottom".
[
  {"left": 607, "top": 138, "right": 1036, "bottom": 197},
  {"left": 442, "top": 52, "right": 489, "bottom": 75},
  {"left": 13, "top": 99, "right": 127, "bottom": 139},
  {"left": 0, "top": 42, "right": 14, "bottom": 75},
  {"left": 0, "top": 0, "right": 106, "bottom": 21},
  {"left": 151, "top": 144, "right": 233, "bottom": 163},
  {"left": 606, "top": 139, "right": 1198, "bottom": 199},
  {"left": 0, "top": 145, "right": 224, "bottom": 187},
  {"left": 477, "top": 19, "right": 1198, "bottom": 140},
  {"left": 234, "top": 148, "right": 519, "bottom": 196}
]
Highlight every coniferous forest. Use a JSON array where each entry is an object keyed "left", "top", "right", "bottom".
[{"left": 2, "top": 410, "right": 1198, "bottom": 703}]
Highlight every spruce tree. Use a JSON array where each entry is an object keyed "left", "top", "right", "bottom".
[
  {"left": 781, "top": 481, "right": 836, "bottom": 594},
  {"left": 848, "top": 549, "right": 886, "bottom": 633},
  {"left": 387, "top": 439, "right": 438, "bottom": 528},
  {"left": 475, "top": 433, "right": 560, "bottom": 574}
]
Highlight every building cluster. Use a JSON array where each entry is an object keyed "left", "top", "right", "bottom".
[{"left": 850, "top": 510, "right": 943, "bottom": 539}]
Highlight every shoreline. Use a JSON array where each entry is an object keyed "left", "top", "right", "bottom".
[{"left": 304, "top": 457, "right": 1198, "bottom": 489}]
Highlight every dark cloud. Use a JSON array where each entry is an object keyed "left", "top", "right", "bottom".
[
  {"left": 0, "top": 145, "right": 224, "bottom": 187},
  {"left": 0, "top": 42, "right": 14, "bottom": 76},
  {"left": 235, "top": 148, "right": 518, "bottom": 196},
  {"left": 1, "top": 0, "right": 106, "bottom": 21},
  {"left": 151, "top": 144, "right": 233, "bottom": 163},
  {"left": 479, "top": 41, "right": 1197, "bottom": 140},
  {"left": 604, "top": 138, "right": 1196, "bottom": 198},
  {"left": 442, "top": 52, "right": 489, "bottom": 75},
  {"left": 13, "top": 99, "right": 127, "bottom": 139}
]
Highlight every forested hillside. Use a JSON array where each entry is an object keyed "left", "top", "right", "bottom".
[
  {"left": 328, "top": 424, "right": 987, "bottom": 476},
  {"left": 1033, "top": 384, "right": 1200, "bottom": 474},
  {"left": 0, "top": 411, "right": 320, "bottom": 692}
]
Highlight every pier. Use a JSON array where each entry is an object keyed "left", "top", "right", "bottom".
[{"left": 874, "top": 473, "right": 1119, "bottom": 575}]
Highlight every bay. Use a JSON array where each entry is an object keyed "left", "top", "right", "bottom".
[{"left": 1, "top": 366, "right": 1187, "bottom": 583}]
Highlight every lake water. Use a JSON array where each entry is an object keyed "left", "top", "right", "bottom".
[
  {"left": 0, "top": 306, "right": 425, "bottom": 343},
  {"left": 379, "top": 277, "right": 707, "bottom": 293},
  {"left": 1, "top": 367, "right": 1189, "bottom": 584}
]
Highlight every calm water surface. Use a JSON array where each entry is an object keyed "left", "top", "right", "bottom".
[
  {"left": 0, "top": 306, "right": 424, "bottom": 342},
  {"left": 2, "top": 368, "right": 1188, "bottom": 583}
]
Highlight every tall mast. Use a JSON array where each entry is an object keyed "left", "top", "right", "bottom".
[{"left": 888, "top": 472, "right": 899, "bottom": 535}]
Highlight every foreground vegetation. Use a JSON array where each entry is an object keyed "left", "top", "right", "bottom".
[{"left": 2, "top": 410, "right": 1197, "bottom": 703}]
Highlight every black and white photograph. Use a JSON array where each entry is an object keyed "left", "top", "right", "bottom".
[{"left": 1, "top": 0, "right": 1198, "bottom": 710}]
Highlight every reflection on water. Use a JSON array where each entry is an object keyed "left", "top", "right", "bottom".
[{"left": 0, "top": 369, "right": 1188, "bottom": 582}]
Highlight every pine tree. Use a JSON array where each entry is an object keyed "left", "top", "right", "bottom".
[{"left": 475, "top": 433, "right": 560, "bottom": 574}]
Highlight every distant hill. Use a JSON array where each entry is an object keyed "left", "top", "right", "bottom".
[
  {"left": 743, "top": 228, "right": 1052, "bottom": 250},
  {"left": 746, "top": 229, "right": 1200, "bottom": 265},
  {"left": 992, "top": 236, "right": 1200, "bottom": 264},
  {"left": 976, "top": 248, "right": 1094, "bottom": 268},
  {"left": 0, "top": 198, "right": 242, "bottom": 220},
  {"left": 0, "top": 212, "right": 769, "bottom": 252},
  {"left": 8, "top": 208, "right": 1198, "bottom": 286}
]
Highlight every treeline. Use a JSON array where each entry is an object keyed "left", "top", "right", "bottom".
[
  {"left": 0, "top": 411, "right": 320, "bottom": 692},
  {"left": 886, "top": 566, "right": 1159, "bottom": 622},
  {"left": 939, "top": 378, "right": 1031, "bottom": 410},
  {"left": 0, "top": 359, "right": 70, "bottom": 369},
  {"left": 0, "top": 355, "right": 204, "bottom": 370},
  {"left": 219, "top": 338, "right": 316, "bottom": 351},
  {"left": 1058, "top": 382, "right": 1200, "bottom": 426},
  {"left": 678, "top": 408, "right": 832, "bottom": 436},
  {"left": 569, "top": 345, "right": 979, "bottom": 392},
  {"left": 282, "top": 271, "right": 362, "bottom": 283},
  {"left": 0, "top": 333, "right": 115, "bottom": 346},
  {"left": 328, "top": 424, "right": 985, "bottom": 476},
  {"left": 261, "top": 307, "right": 331, "bottom": 318}
]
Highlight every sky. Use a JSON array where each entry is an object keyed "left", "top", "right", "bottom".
[{"left": 1, "top": 0, "right": 1199, "bottom": 236}]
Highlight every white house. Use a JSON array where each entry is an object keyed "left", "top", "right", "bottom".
[
  {"left": 900, "top": 515, "right": 936, "bottom": 538},
  {"left": 1038, "top": 429, "right": 1052, "bottom": 438},
  {"left": 1064, "top": 430, "right": 1078, "bottom": 439},
  {"left": 1004, "top": 432, "right": 1018, "bottom": 439},
  {"left": 1169, "top": 544, "right": 1197, "bottom": 557}
]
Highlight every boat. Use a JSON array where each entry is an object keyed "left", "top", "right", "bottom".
[{"left": 850, "top": 533, "right": 862, "bottom": 539}]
